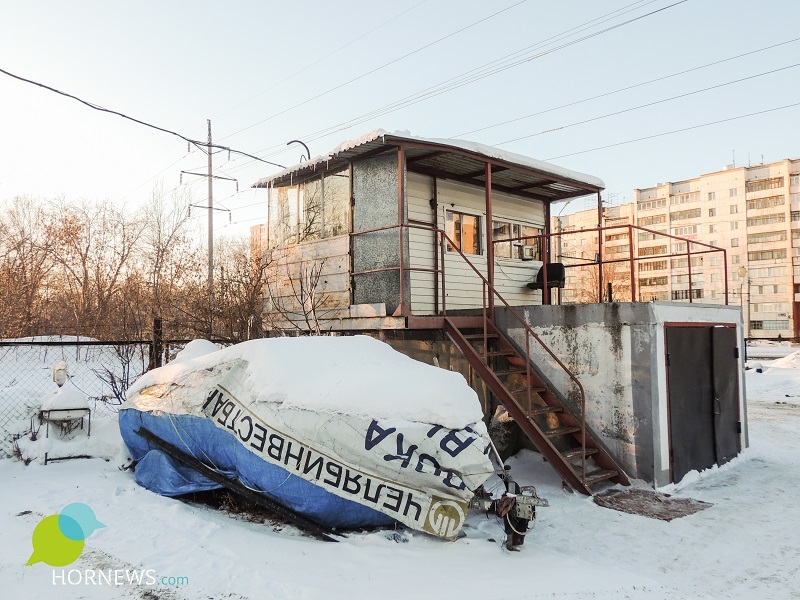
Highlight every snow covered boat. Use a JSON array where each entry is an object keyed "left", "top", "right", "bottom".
[{"left": 119, "top": 336, "right": 495, "bottom": 539}]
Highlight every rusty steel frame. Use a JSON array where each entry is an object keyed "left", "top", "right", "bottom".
[
  {"left": 597, "top": 191, "right": 604, "bottom": 302},
  {"left": 443, "top": 318, "right": 597, "bottom": 493},
  {"left": 390, "top": 138, "right": 601, "bottom": 195},
  {"left": 492, "top": 223, "right": 730, "bottom": 305},
  {"left": 485, "top": 162, "right": 495, "bottom": 316},
  {"left": 350, "top": 219, "right": 731, "bottom": 323},
  {"left": 397, "top": 146, "right": 407, "bottom": 316},
  {"left": 350, "top": 222, "right": 602, "bottom": 489},
  {"left": 432, "top": 177, "right": 440, "bottom": 315}
]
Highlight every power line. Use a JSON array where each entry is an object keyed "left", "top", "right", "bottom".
[
  {"left": 285, "top": 0, "right": 662, "bottom": 144},
  {"left": 203, "top": 0, "right": 683, "bottom": 177},
  {"left": 123, "top": 151, "right": 192, "bottom": 198},
  {"left": 213, "top": 0, "right": 428, "bottom": 123},
  {"left": 497, "top": 62, "right": 800, "bottom": 145},
  {"left": 0, "top": 66, "right": 286, "bottom": 169},
  {"left": 226, "top": 198, "right": 268, "bottom": 212},
  {"left": 456, "top": 36, "right": 800, "bottom": 138},
  {"left": 544, "top": 102, "right": 800, "bottom": 160},
  {"left": 235, "top": 0, "right": 685, "bottom": 163},
  {"left": 218, "top": 0, "right": 529, "bottom": 141}
]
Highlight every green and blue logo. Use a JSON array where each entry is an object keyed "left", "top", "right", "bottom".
[{"left": 27, "top": 503, "right": 106, "bottom": 567}]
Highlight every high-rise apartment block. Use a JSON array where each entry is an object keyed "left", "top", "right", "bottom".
[{"left": 552, "top": 158, "right": 800, "bottom": 339}]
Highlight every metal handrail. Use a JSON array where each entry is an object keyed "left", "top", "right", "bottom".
[
  {"left": 432, "top": 226, "right": 589, "bottom": 483},
  {"left": 351, "top": 223, "right": 591, "bottom": 483},
  {"left": 489, "top": 222, "right": 729, "bottom": 304}
]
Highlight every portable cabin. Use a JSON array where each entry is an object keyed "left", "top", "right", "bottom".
[{"left": 251, "top": 130, "right": 747, "bottom": 490}]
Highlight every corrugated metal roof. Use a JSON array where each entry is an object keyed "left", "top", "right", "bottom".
[{"left": 253, "top": 130, "right": 603, "bottom": 203}]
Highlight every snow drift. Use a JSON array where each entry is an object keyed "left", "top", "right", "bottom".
[{"left": 119, "top": 336, "right": 495, "bottom": 538}]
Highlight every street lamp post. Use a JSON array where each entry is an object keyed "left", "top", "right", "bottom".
[{"left": 738, "top": 266, "right": 750, "bottom": 342}]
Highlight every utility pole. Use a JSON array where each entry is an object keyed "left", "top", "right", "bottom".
[
  {"left": 207, "top": 119, "right": 214, "bottom": 324},
  {"left": 178, "top": 119, "right": 239, "bottom": 338}
]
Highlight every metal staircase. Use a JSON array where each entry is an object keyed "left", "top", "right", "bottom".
[
  {"left": 372, "top": 223, "right": 630, "bottom": 495},
  {"left": 444, "top": 317, "right": 629, "bottom": 495}
]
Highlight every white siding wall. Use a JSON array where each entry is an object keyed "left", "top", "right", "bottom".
[
  {"left": 406, "top": 173, "right": 546, "bottom": 314},
  {"left": 407, "top": 172, "right": 437, "bottom": 314},
  {"left": 266, "top": 236, "right": 351, "bottom": 326}
]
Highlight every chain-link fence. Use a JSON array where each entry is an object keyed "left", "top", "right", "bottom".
[{"left": 0, "top": 340, "right": 152, "bottom": 455}]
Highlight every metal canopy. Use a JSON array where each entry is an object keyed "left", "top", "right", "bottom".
[{"left": 252, "top": 131, "right": 603, "bottom": 205}]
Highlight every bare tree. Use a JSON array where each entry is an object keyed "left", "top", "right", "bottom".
[
  {"left": 0, "top": 187, "right": 282, "bottom": 344},
  {"left": 139, "top": 185, "right": 197, "bottom": 319},
  {"left": 46, "top": 198, "right": 145, "bottom": 337},
  {"left": 211, "top": 236, "right": 271, "bottom": 342},
  {"left": 566, "top": 243, "right": 631, "bottom": 304},
  {"left": 265, "top": 251, "right": 333, "bottom": 335},
  {"left": 0, "top": 196, "right": 56, "bottom": 337}
]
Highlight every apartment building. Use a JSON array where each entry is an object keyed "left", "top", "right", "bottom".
[
  {"left": 552, "top": 158, "right": 800, "bottom": 340},
  {"left": 555, "top": 203, "right": 635, "bottom": 304}
]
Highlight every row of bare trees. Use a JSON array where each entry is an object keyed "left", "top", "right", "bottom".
[{"left": 0, "top": 187, "right": 269, "bottom": 342}]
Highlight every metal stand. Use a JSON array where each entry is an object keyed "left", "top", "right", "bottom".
[{"left": 40, "top": 408, "right": 91, "bottom": 465}]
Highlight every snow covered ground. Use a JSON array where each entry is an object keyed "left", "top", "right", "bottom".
[
  {"left": 0, "top": 338, "right": 148, "bottom": 456},
  {"left": 1, "top": 345, "right": 799, "bottom": 599}
]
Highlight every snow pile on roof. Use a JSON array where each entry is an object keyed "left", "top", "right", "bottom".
[
  {"left": 402, "top": 132, "right": 605, "bottom": 189},
  {"left": 125, "top": 335, "right": 483, "bottom": 429},
  {"left": 254, "top": 128, "right": 604, "bottom": 190}
]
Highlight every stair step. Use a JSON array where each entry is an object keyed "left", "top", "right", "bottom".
[
  {"left": 544, "top": 426, "right": 581, "bottom": 438},
  {"left": 463, "top": 333, "right": 498, "bottom": 341},
  {"left": 509, "top": 386, "right": 547, "bottom": 396},
  {"left": 482, "top": 350, "right": 516, "bottom": 358},
  {"left": 561, "top": 447, "right": 599, "bottom": 460},
  {"left": 447, "top": 321, "right": 630, "bottom": 493},
  {"left": 527, "top": 405, "right": 564, "bottom": 417},
  {"left": 494, "top": 367, "right": 528, "bottom": 376},
  {"left": 584, "top": 469, "right": 619, "bottom": 485}
]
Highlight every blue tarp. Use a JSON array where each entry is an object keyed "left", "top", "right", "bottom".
[{"left": 119, "top": 409, "right": 396, "bottom": 529}]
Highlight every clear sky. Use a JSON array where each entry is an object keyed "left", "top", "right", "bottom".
[{"left": 1, "top": 0, "right": 799, "bottom": 232}]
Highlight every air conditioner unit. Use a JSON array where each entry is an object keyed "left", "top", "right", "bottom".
[{"left": 520, "top": 245, "right": 536, "bottom": 261}]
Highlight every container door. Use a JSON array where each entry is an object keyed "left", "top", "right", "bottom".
[
  {"left": 712, "top": 326, "right": 741, "bottom": 465},
  {"left": 666, "top": 327, "right": 716, "bottom": 483}
]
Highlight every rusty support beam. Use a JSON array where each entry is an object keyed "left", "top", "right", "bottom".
[
  {"left": 462, "top": 165, "right": 509, "bottom": 179},
  {"left": 543, "top": 201, "right": 551, "bottom": 305},
  {"left": 397, "top": 146, "right": 407, "bottom": 316},
  {"left": 597, "top": 191, "right": 604, "bottom": 303},
  {"left": 485, "top": 162, "right": 494, "bottom": 317},
  {"left": 405, "top": 150, "right": 448, "bottom": 164},
  {"left": 389, "top": 137, "right": 601, "bottom": 194},
  {"left": 628, "top": 225, "right": 636, "bottom": 302},
  {"left": 408, "top": 164, "right": 557, "bottom": 203},
  {"left": 432, "top": 177, "right": 440, "bottom": 315}
]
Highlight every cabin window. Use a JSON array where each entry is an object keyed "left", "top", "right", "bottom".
[
  {"left": 300, "top": 178, "right": 322, "bottom": 242},
  {"left": 267, "top": 168, "right": 351, "bottom": 248},
  {"left": 445, "top": 210, "right": 481, "bottom": 255},
  {"left": 323, "top": 169, "right": 350, "bottom": 238},
  {"left": 493, "top": 220, "right": 541, "bottom": 260},
  {"left": 268, "top": 186, "right": 296, "bottom": 247}
]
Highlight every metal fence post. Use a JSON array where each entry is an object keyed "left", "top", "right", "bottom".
[{"left": 150, "top": 318, "right": 163, "bottom": 370}]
